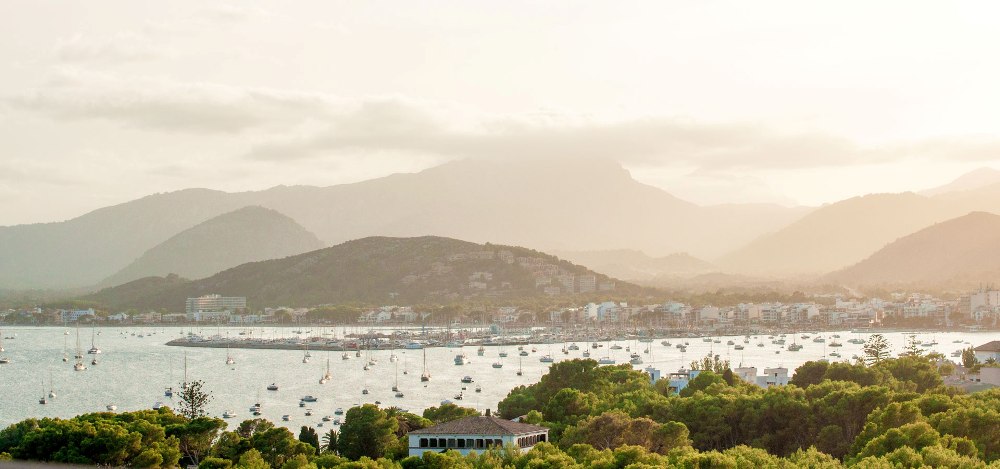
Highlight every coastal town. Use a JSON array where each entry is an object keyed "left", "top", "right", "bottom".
[{"left": 5, "top": 288, "right": 999, "bottom": 331}]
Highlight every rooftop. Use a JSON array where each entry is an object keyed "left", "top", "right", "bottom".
[
  {"left": 974, "top": 340, "right": 1000, "bottom": 352},
  {"left": 409, "top": 416, "right": 548, "bottom": 436}
]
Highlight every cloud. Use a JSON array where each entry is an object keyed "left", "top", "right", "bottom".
[
  {"left": 4, "top": 69, "right": 339, "bottom": 134},
  {"left": 53, "top": 33, "right": 167, "bottom": 65},
  {"left": 196, "top": 4, "right": 272, "bottom": 23},
  {"left": 7, "top": 70, "right": 1000, "bottom": 172},
  {"left": 246, "top": 105, "right": 870, "bottom": 170},
  {"left": 0, "top": 161, "right": 75, "bottom": 185}
]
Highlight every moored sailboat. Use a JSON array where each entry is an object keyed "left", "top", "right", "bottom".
[
  {"left": 319, "top": 358, "right": 332, "bottom": 384},
  {"left": 73, "top": 324, "right": 87, "bottom": 371},
  {"left": 420, "top": 347, "right": 431, "bottom": 382}
]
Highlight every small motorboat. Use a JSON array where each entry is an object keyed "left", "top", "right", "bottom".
[
  {"left": 266, "top": 383, "right": 279, "bottom": 391},
  {"left": 106, "top": 404, "right": 117, "bottom": 411}
]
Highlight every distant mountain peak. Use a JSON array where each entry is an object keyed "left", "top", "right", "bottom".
[
  {"left": 922, "top": 167, "right": 1000, "bottom": 196},
  {"left": 99, "top": 206, "right": 324, "bottom": 286}
]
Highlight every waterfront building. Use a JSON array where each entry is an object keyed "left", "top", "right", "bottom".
[
  {"left": 407, "top": 414, "right": 548, "bottom": 457},
  {"left": 185, "top": 294, "right": 247, "bottom": 316},
  {"left": 60, "top": 308, "right": 96, "bottom": 322}
]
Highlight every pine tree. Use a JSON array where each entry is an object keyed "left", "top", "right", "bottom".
[
  {"left": 863, "top": 334, "right": 891, "bottom": 366},
  {"left": 178, "top": 380, "right": 212, "bottom": 419},
  {"left": 298, "top": 426, "right": 320, "bottom": 452}
]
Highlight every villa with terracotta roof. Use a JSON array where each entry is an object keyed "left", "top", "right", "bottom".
[{"left": 407, "top": 413, "right": 549, "bottom": 457}]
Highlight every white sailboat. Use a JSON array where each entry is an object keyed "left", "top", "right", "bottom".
[
  {"left": 165, "top": 358, "right": 174, "bottom": 397},
  {"left": 48, "top": 372, "right": 56, "bottom": 398},
  {"left": 319, "top": 358, "right": 332, "bottom": 384},
  {"left": 226, "top": 345, "right": 235, "bottom": 365},
  {"left": 182, "top": 352, "right": 190, "bottom": 390},
  {"left": 88, "top": 326, "right": 101, "bottom": 354},
  {"left": 392, "top": 356, "right": 402, "bottom": 397},
  {"left": 420, "top": 347, "right": 431, "bottom": 382},
  {"left": 73, "top": 324, "right": 87, "bottom": 371}
]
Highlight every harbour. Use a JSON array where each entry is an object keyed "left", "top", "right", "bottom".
[{"left": 0, "top": 325, "right": 994, "bottom": 433}]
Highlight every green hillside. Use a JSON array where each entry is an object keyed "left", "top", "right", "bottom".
[{"left": 85, "top": 236, "right": 645, "bottom": 311}]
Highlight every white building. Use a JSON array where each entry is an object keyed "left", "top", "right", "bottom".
[
  {"left": 974, "top": 341, "right": 1000, "bottom": 363},
  {"left": 60, "top": 308, "right": 96, "bottom": 322},
  {"left": 666, "top": 368, "right": 701, "bottom": 395},
  {"left": 107, "top": 312, "right": 129, "bottom": 322},
  {"left": 733, "top": 366, "right": 789, "bottom": 388},
  {"left": 185, "top": 294, "right": 246, "bottom": 315},
  {"left": 407, "top": 415, "right": 549, "bottom": 457}
]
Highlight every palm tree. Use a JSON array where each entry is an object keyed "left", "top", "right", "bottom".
[{"left": 321, "top": 429, "right": 338, "bottom": 454}]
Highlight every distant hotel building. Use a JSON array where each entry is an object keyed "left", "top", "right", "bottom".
[{"left": 185, "top": 294, "right": 247, "bottom": 321}]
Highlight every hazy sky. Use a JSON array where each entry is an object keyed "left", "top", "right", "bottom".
[{"left": 3, "top": 1, "right": 1000, "bottom": 225}]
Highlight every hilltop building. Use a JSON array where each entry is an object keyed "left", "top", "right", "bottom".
[{"left": 407, "top": 414, "right": 548, "bottom": 457}]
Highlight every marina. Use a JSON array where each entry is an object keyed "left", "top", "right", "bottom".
[{"left": 0, "top": 325, "right": 994, "bottom": 432}]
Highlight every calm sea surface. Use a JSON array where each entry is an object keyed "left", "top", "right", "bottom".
[{"left": 1, "top": 326, "right": 996, "bottom": 431}]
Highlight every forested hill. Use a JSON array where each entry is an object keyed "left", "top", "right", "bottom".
[{"left": 84, "top": 236, "right": 648, "bottom": 311}]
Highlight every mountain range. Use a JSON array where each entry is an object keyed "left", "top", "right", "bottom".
[
  {"left": 7, "top": 157, "right": 1000, "bottom": 293},
  {"left": 823, "top": 211, "right": 1000, "bottom": 288},
  {"left": 84, "top": 236, "right": 647, "bottom": 311},
  {"left": 720, "top": 179, "right": 1000, "bottom": 275},
  {"left": 0, "top": 157, "right": 804, "bottom": 290}
]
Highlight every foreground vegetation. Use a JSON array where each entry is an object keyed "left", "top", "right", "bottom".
[{"left": 1, "top": 352, "right": 999, "bottom": 468}]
